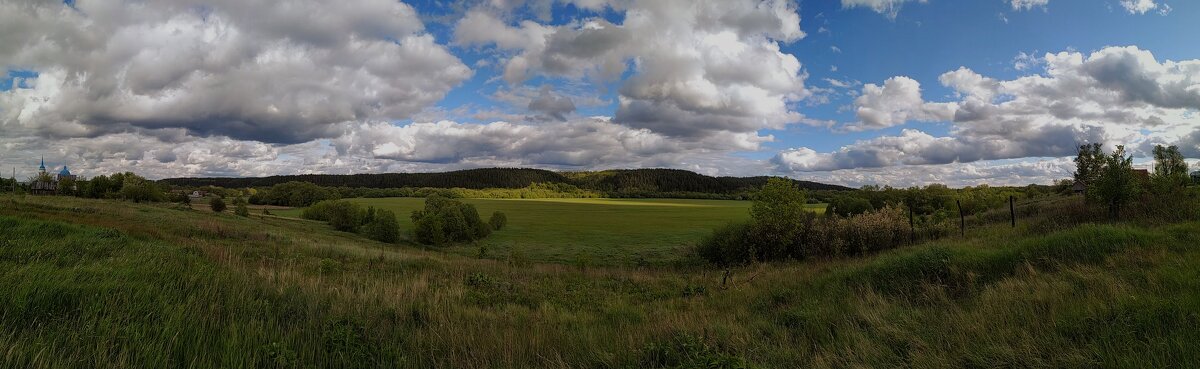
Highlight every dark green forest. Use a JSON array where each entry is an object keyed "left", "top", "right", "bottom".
[{"left": 161, "top": 168, "right": 852, "bottom": 194}]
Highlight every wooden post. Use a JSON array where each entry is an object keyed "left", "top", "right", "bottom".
[
  {"left": 1009, "top": 195, "right": 1016, "bottom": 228},
  {"left": 957, "top": 199, "right": 964, "bottom": 237}
]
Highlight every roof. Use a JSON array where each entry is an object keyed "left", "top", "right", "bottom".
[{"left": 58, "top": 166, "right": 71, "bottom": 176}]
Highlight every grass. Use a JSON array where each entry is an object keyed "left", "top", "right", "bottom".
[
  {"left": 277, "top": 197, "right": 824, "bottom": 265},
  {"left": 2, "top": 194, "right": 1199, "bottom": 368}
]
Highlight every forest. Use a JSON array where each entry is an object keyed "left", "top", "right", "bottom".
[{"left": 160, "top": 168, "right": 852, "bottom": 195}]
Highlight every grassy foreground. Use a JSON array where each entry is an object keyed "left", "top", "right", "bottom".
[
  {"left": 2, "top": 195, "right": 1199, "bottom": 368},
  {"left": 277, "top": 197, "right": 798, "bottom": 265}
]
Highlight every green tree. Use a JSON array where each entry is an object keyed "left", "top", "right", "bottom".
[
  {"left": 826, "top": 196, "right": 873, "bottom": 217},
  {"left": 1093, "top": 145, "right": 1141, "bottom": 219},
  {"left": 489, "top": 211, "right": 508, "bottom": 230},
  {"left": 1151, "top": 144, "right": 1190, "bottom": 192},
  {"left": 1074, "top": 143, "right": 1105, "bottom": 201},
  {"left": 749, "top": 177, "right": 809, "bottom": 259},
  {"left": 119, "top": 174, "right": 164, "bottom": 203},
  {"left": 210, "top": 197, "right": 227, "bottom": 213},
  {"left": 361, "top": 209, "right": 401, "bottom": 243},
  {"left": 411, "top": 195, "right": 491, "bottom": 245}
]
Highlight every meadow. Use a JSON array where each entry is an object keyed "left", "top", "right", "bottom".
[
  {"left": 3, "top": 194, "right": 1199, "bottom": 368},
  {"left": 277, "top": 197, "right": 824, "bottom": 265}
]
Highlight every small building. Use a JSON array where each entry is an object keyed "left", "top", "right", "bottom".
[
  {"left": 1072, "top": 181, "right": 1087, "bottom": 195},
  {"left": 189, "top": 190, "right": 209, "bottom": 198},
  {"left": 1132, "top": 169, "right": 1151, "bottom": 186}
]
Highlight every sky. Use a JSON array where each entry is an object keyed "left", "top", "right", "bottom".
[{"left": 1, "top": 0, "right": 1198, "bottom": 187}]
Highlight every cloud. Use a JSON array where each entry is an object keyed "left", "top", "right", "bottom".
[
  {"left": 1010, "top": 0, "right": 1050, "bottom": 11},
  {"left": 0, "top": 0, "right": 471, "bottom": 144},
  {"left": 1119, "top": 0, "right": 1162, "bottom": 14},
  {"left": 455, "top": 0, "right": 810, "bottom": 144},
  {"left": 776, "top": 46, "right": 1200, "bottom": 173},
  {"left": 527, "top": 86, "right": 577, "bottom": 121},
  {"left": 841, "top": 0, "right": 927, "bottom": 19},
  {"left": 331, "top": 117, "right": 770, "bottom": 170},
  {"left": 789, "top": 157, "right": 1078, "bottom": 188},
  {"left": 847, "top": 76, "right": 956, "bottom": 130}
]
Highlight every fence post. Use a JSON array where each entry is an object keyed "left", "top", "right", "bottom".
[
  {"left": 1009, "top": 195, "right": 1016, "bottom": 228},
  {"left": 957, "top": 199, "right": 964, "bottom": 237}
]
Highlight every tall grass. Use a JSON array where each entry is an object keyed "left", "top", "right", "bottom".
[{"left": 2, "top": 194, "right": 1199, "bottom": 368}]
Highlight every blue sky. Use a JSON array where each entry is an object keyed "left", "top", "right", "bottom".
[
  {"left": 1, "top": 0, "right": 1197, "bottom": 186},
  {"left": 415, "top": 0, "right": 1198, "bottom": 154}
]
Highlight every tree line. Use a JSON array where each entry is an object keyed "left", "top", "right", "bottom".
[
  {"left": 161, "top": 168, "right": 853, "bottom": 197},
  {"left": 698, "top": 143, "right": 1198, "bottom": 267},
  {"left": 299, "top": 195, "right": 507, "bottom": 245}
]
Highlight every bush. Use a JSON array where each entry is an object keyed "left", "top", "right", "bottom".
[
  {"left": 411, "top": 195, "right": 491, "bottom": 245},
  {"left": 118, "top": 174, "right": 164, "bottom": 203},
  {"left": 696, "top": 221, "right": 755, "bottom": 267},
  {"left": 361, "top": 209, "right": 400, "bottom": 243},
  {"left": 749, "top": 178, "right": 811, "bottom": 260},
  {"left": 489, "top": 211, "right": 507, "bottom": 230},
  {"left": 209, "top": 197, "right": 227, "bottom": 213},
  {"left": 233, "top": 197, "right": 249, "bottom": 217},
  {"left": 697, "top": 205, "right": 913, "bottom": 265},
  {"left": 303, "top": 200, "right": 364, "bottom": 232},
  {"left": 826, "top": 196, "right": 873, "bottom": 217}
]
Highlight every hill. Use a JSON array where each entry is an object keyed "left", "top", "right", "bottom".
[{"left": 160, "top": 168, "right": 853, "bottom": 193}]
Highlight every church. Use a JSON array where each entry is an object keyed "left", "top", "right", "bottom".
[{"left": 29, "top": 157, "right": 77, "bottom": 195}]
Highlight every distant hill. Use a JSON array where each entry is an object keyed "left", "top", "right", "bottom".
[{"left": 160, "top": 168, "right": 853, "bottom": 193}]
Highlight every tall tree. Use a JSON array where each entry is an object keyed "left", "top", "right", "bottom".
[
  {"left": 1094, "top": 145, "right": 1141, "bottom": 219},
  {"left": 1151, "top": 144, "right": 1190, "bottom": 191},
  {"left": 1073, "top": 143, "right": 1105, "bottom": 190}
]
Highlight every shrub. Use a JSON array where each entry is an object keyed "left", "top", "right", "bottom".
[
  {"left": 361, "top": 209, "right": 400, "bottom": 243},
  {"left": 303, "top": 200, "right": 365, "bottom": 232},
  {"left": 233, "top": 197, "right": 249, "bottom": 217},
  {"left": 696, "top": 221, "right": 755, "bottom": 267},
  {"left": 826, "top": 196, "right": 873, "bottom": 217},
  {"left": 489, "top": 211, "right": 507, "bottom": 230},
  {"left": 209, "top": 197, "right": 227, "bottom": 213},
  {"left": 746, "top": 177, "right": 814, "bottom": 260},
  {"left": 841, "top": 205, "right": 909, "bottom": 255},
  {"left": 118, "top": 174, "right": 164, "bottom": 203},
  {"left": 169, "top": 191, "right": 191, "bottom": 205},
  {"left": 411, "top": 195, "right": 491, "bottom": 245},
  {"left": 697, "top": 205, "right": 913, "bottom": 265}
]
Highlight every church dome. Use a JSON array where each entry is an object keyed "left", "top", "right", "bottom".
[{"left": 59, "top": 166, "right": 72, "bottom": 176}]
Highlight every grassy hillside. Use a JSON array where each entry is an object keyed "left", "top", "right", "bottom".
[
  {"left": 2, "top": 195, "right": 1199, "bottom": 368},
  {"left": 277, "top": 198, "right": 783, "bottom": 266}
]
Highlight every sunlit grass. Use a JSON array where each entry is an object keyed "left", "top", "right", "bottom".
[
  {"left": 277, "top": 197, "right": 809, "bottom": 265},
  {"left": 2, "top": 194, "right": 1198, "bottom": 368}
]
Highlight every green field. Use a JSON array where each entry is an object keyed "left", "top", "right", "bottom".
[
  {"left": 278, "top": 197, "right": 823, "bottom": 265},
  {"left": 4, "top": 195, "right": 1200, "bottom": 368}
]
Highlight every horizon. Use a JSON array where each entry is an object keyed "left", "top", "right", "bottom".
[{"left": 3, "top": 0, "right": 1198, "bottom": 188}]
